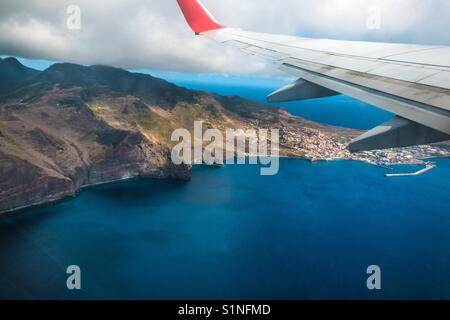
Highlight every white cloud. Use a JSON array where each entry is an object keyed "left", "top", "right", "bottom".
[{"left": 0, "top": 0, "right": 449, "bottom": 74}]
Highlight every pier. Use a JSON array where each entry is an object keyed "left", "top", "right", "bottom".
[{"left": 385, "top": 163, "right": 436, "bottom": 177}]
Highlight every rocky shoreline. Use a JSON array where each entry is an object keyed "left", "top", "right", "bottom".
[
  {"left": 0, "top": 131, "right": 191, "bottom": 215},
  {"left": 0, "top": 172, "right": 189, "bottom": 216}
]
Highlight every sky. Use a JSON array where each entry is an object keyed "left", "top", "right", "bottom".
[{"left": 1, "top": 0, "right": 450, "bottom": 76}]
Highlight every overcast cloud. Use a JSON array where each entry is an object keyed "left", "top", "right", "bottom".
[{"left": 0, "top": 0, "right": 449, "bottom": 75}]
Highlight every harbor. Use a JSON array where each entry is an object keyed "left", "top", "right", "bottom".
[{"left": 385, "top": 162, "right": 437, "bottom": 177}]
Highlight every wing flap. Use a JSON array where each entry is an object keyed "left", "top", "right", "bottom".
[
  {"left": 267, "top": 79, "right": 339, "bottom": 103},
  {"left": 279, "top": 62, "right": 450, "bottom": 135},
  {"left": 349, "top": 116, "right": 450, "bottom": 152}
]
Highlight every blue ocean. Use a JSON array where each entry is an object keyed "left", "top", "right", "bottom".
[{"left": 0, "top": 81, "right": 449, "bottom": 300}]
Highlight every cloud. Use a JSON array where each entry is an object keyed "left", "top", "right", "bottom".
[{"left": 0, "top": 0, "right": 449, "bottom": 75}]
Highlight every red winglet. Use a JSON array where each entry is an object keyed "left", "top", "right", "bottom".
[{"left": 177, "top": 0, "right": 224, "bottom": 34}]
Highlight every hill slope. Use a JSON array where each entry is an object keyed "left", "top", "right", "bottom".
[{"left": 0, "top": 59, "right": 350, "bottom": 213}]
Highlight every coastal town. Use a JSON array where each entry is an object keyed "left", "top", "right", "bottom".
[{"left": 279, "top": 124, "right": 450, "bottom": 166}]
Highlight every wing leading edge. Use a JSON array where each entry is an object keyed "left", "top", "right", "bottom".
[{"left": 176, "top": 0, "right": 450, "bottom": 152}]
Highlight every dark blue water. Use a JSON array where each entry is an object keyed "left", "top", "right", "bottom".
[
  {"left": 0, "top": 81, "right": 449, "bottom": 300},
  {"left": 0, "top": 159, "right": 449, "bottom": 300}
]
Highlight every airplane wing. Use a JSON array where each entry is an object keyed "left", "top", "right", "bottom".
[{"left": 176, "top": 0, "right": 450, "bottom": 152}]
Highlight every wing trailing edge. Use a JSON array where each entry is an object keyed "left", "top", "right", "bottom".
[{"left": 349, "top": 116, "right": 450, "bottom": 152}]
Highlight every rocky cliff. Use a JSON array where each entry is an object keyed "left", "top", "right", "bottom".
[{"left": 0, "top": 59, "right": 211, "bottom": 213}]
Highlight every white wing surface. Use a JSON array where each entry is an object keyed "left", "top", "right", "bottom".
[{"left": 176, "top": 0, "right": 450, "bottom": 151}]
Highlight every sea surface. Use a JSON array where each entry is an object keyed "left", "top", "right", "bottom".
[{"left": 0, "top": 82, "right": 449, "bottom": 300}]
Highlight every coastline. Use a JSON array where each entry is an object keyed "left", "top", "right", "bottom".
[
  {"left": 0, "top": 58, "right": 448, "bottom": 217},
  {"left": 0, "top": 172, "right": 190, "bottom": 217},
  {"left": 2, "top": 155, "right": 448, "bottom": 217}
]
